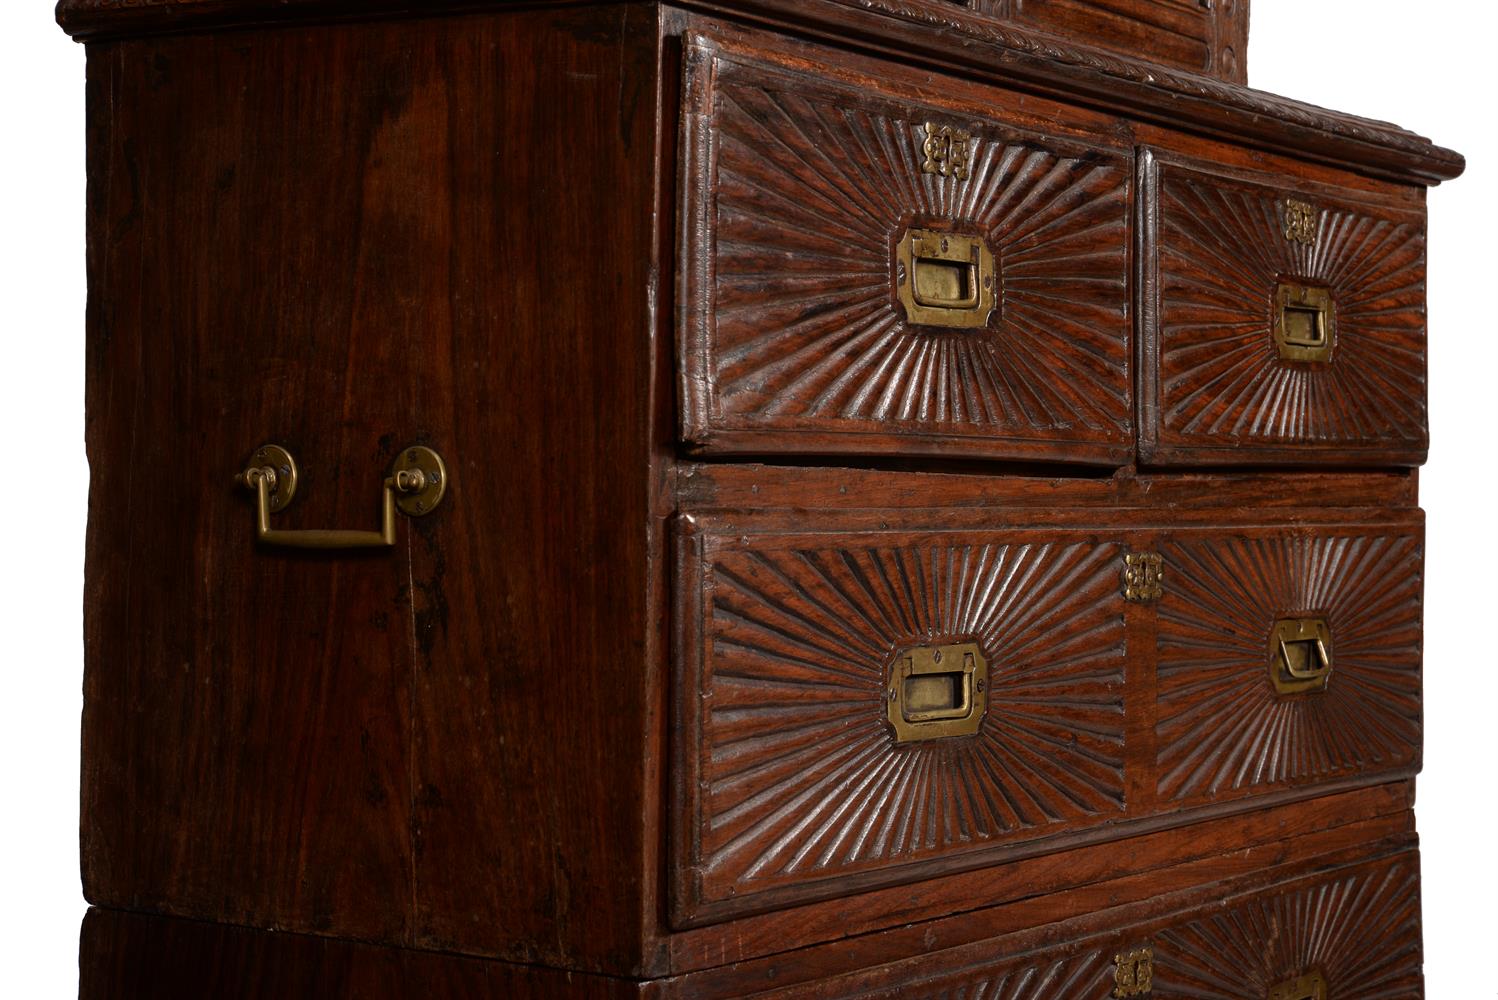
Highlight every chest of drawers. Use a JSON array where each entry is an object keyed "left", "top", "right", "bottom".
[{"left": 57, "top": 1, "right": 1462, "bottom": 995}]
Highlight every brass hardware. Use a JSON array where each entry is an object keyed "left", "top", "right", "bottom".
[
  {"left": 1268, "top": 969, "right": 1328, "bottom": 1000},
  {"left": 886, "top": 642, "right": 988, "bottom": 743},
  {"left": 1281, "top": 198, "right": 1319, "bottom": 246},
  {"left": 1274, "top": 282, "right": 1337, "bottom": 363},
  {"left": 920, "top": 122, "right": 972, "bottom": 180},
  {"left": 1123, "top": 552, "right": 1164, "bottom": 604},
  {"left": 1113, "top": 944, "right": 1154, "bottom": 998},
  {"left": 1269, "top": 617, "right": 1334, "bottom": 695},
  {"left": 895, "top": 228, "right": 997, "bottom": 330},
  {"left": 237, "top": 443, "right": 447, "bottom": 550}
]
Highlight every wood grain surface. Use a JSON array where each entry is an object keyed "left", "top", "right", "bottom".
[
  {"left": 80, "top": 5, "right": 668, "bottom": 974},
  {"left": 679, "top": 31, "right": 1134, "bottom": 462},
  {"left": 1139, "top": 150, "right": 1431, "bottom": 466},
  {"left": 68, "top": 0, "right": 1454, "bottom": 993}
]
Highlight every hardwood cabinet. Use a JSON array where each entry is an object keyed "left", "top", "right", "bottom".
[{"left": 57, "top": 0, "right": 1461, "bottom": 995}]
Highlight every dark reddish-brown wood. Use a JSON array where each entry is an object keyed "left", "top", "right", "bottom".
[
  {"left": 671, "top": 503, "right": 1423, "bottom": 924},
  {"left": 1139, "top": 149, "right": 1431, "bottom": 466},
  {"left": 679, "top": 29, "right": 1134, "bottom": 463},
  {"left": 61, "top": 0, "right": 1459, "bottom": 995},
  {"left": 1008, "top": 0, "right": 1249, "bottom": 82},
  {"left": 80, "top": 832, "right": 1422, "bottom": 998},
  {"left": 79, "top": 908, "right": 652, "bottom": 1000},
  {"left": 80, "top": 4, "right": 667, "bottom": 975}
]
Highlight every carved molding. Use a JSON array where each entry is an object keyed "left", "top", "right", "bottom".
[
  {"left": 840, "top": 0, "right": 1457, "bottom": 174},
  {"left": 55, "top": 0, "right": 1462, "bottom": 184}
]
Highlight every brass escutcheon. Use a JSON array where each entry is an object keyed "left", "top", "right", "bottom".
[
  {"left": 1269, "top": 617, "right": 1334, "bottom": 695},
  {"left": 886, "top": 641, "right": 988, "bottom": 743},
  {"left": 1113, "top": 944, "right": 1154, "bottom": 998}
]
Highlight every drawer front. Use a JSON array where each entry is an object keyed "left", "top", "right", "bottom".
[
  {"left": 678, "top": 32, "right": 1133, "bottom": 463},
  {"left": 1140, "top": 151, "right": 1429, "bottom": 466},
  {"left": 1151, "top": 850, "right": 1423, "bottom": 998},
  {"left": 672, "top": 503, "right": 1423, "bottom": 926},
  {"left": 765, "top": 849, "right": 1422, "bottom": 999},
  {"left": 673, "top": 516, "right": 1130, "bottom": 923},
  {"left": 1156, "top": 524, "right": 1424, "bottom": 807}
]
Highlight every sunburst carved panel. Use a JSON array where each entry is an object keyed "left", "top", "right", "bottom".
[
  {"left": 677, "top": 526, "right": 1127, "bottom": 917},
  {"left": 1145, "top": 155, "right": 1428, "bottom": 463},
  {"left": 680, "top": 37, "right": 1132, "bottom": 461},
  {"left": 1155, "top": 528, "right": 1423, "bottom": 804},
  {"left": 1153, "top": 853, "right": 1423, "bottom": 998},
  {"left": 886, "top": 948, "right": 1116, "bottom": 1000}
]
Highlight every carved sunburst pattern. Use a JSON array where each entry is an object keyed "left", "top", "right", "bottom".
[
  {"left": 688, "top": 533, "right": 1127, "bottom": 906},
  {"left": 1153, "top": 854, "right": 1423, "bottom": 997},
  {"left": 1155, "top": 530, "right": 1422, "bottom": 803},
  {"left": 682, "top": 42, "right": 1132, "bottom": 455},
  {"left": 895, "top": 948, "right": 1115, "bottom": 1000},
  {"left": 1152, "top": 161, "right": 1427, "bottom": 450}
]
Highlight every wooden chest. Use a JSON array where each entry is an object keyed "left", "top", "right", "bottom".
[{"left": 56, "top": 0, "right": 1462, "bottom": 995}]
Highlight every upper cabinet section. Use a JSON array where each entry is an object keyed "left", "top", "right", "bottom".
[
  {"left": 1139, "top": 150, "right": 1430, "bottom": 466},
  {"left": 1003, "top": 0, "right": 1249, "bottom": 82},
  {"left": 677, "top": 31, "right": 1134, "bottom": 464}
]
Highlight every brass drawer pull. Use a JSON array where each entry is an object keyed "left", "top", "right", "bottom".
[
  {"left": 1273, "top": 281, "right": 1337, "bottom": 363},
  {"left": 236, "top": 444, "right": 447, "bottom": 550},
  {"left": 1268, "top": 969, "right": 1328, "bottom": 1000},
  {"left": 886, "top": 641, "right": 988, "bottom": 742},
  {"left": 895, "top": 228, "right": 997, "bottom": 329},
  {"left": 1269, "top": 617, "right": 1333, "bottom": 695}
]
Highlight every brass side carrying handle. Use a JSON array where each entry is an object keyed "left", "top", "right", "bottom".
[{"left": 237, "top": 444, "right": 447, "bottom": 550}]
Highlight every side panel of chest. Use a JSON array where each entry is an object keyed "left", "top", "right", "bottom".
[{"left": 79, "top": 7, "right": 666, "bottom": 972}]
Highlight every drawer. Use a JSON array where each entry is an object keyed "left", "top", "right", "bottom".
[
  {"left": 1155, "top": 524, "right": 1424, "bottom": 807},
  {"left": 757, "top": 848, "right": 1423, "bottom": 999},
  {"left": 1139, "top": 150, "right": 1429, "bottom": 466},
  {"left": 672, "top": 505, "right": 1423, "bottom": 926},
  {"left": 677, "top": 32, "right": 1134, "bottom": 464}
]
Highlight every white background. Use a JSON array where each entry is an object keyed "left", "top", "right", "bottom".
[{"left": 1, "top": 1, "right": 1493, "bottom": 995}]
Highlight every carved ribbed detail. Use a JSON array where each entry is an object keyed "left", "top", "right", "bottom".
[
  {"left": 1154, "top": 855, "right": 1424, "bottom": 997},
  {"left": 1153, "top": 163, "right": 1427, "bottom": 451},
  {"left": 897, "top": 948, "right": 1115, "bottom": 1000},
  {"left": 1155, "top": 531, "right": 1422, "bottom": 803},
  {"left": 842, "top": 0, "right": 1457, "bottom": 169},
  {"left": 682, "top": 41, "right": 1132, "bottom": 456},
  {"left": 689, "top": 535, "right": 1126, "bottom": 903}
]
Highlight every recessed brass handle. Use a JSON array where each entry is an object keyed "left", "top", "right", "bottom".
[
  {"left": 1268, "top": 969, "right": 1328, "bottom": 1000},
  {"left": 1269, "top": 617, "right": 1333, "bottom": 695},
  {"left": 236, "top": 443, "right": 447, "bottom": 550},
  {"left": 886, "top": 642, "right": 988, "bottom": 743},
  {"left": 1273, "top": 281, "right": 1336, "bottom": 362},
  {"left": 895, "top": 228, "right": 997, "bottom": 330}
]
